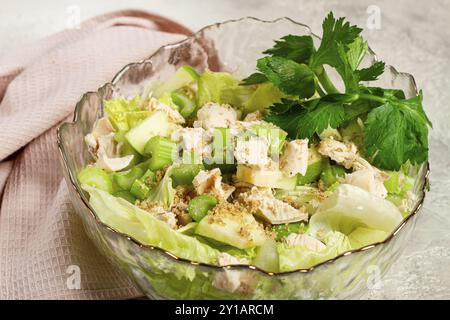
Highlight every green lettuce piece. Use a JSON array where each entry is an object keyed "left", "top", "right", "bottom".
[
  {"left": 384, "top": 169, "right": 414, "bottom": 195},
  {"left": 77, "top": 166, "right": 113, "bottom": 194},
  {"left": 243, "top": 82, "right": 285, "bottom": 113},
  {"left": 219, "top": 85, "right": 255, "bottom": 108},
  {"left": 197, "top": 70, "right": 239, "bottom": 107},
  {"left": 82, "top": 185, "right": 220, "bottom": 264},
  {"left": 147, "top": 167, "right": 176, "bottom": 209},
  {"left": 277, "top": 231, "right": 351, "bottom": 272},
  {"left": 104, "top": 96, "right": 150, "bottom": 131},
  {"left": 309, "top": 184, "right": 403, "bottom": 236},
  {"left": 348, "top": 227, "right": 388, "bottom": 249}
]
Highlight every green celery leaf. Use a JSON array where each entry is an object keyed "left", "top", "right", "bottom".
[
  {"left": 240, "top": 72, "right": 268, "bottom": 85},
  {"left": 343, "top": 99, "right": 376, "bottom": 121},
  {"left": 263, "top": 35, "right": 315, "bottom": 63},
  {"left": 364, "top": 94, "right": 430, "bottom": 170},
  {"left": 265, "top": 97, "right": 346, "bottom": 139},
  {"left": 309, "top": 12, "right": 362, "bottom": 70},
  {"left": 363, "top": 86, "right": 406, "bottom": 99},
  {"left": 358, "top": 61, "right": 386, "bottom": 81},
  {"left": 346, "top": 36, "right": 368, "bottom": 70},
  {"left": 270, "top": 98, "right": 299, "bottom": 115},
  {"left": 256, "top": 56, "right": 316, "bottom": 98}
]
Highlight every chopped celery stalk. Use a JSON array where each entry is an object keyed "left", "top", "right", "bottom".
[
  {"left": 253, "top": 239, "right": 279, "bottom": 273},
  {"left": 130, "top": 179, "right": 150, "bottom": 200},
  {"left": 297, "top": 147, "right": 327, "bottom": 185},
  {"left": 134, "top": 158, "right": 152, "bottom": 172},
  {"left": 243, "top": 82, "right": 284, "bottom": 113},
  {"left": 153, "top": 65, "right": 199, "bottom": 98},
  {"left": 297, "top": 160, "right": 326, "bottom": 185},
  {"left": 113, "top": 190, "right": 136, "bottom": 204},
  {"left": 119, "top": 140, "right": 142, "bottom": 169},
  {"left": 125, "top": 110, "right": 172, "bottom": 154},
  {"left": 77, "top": 166, "right": 113, "bottom": 194},
  {"left": 188, "top": 194, "right": 218, "bottom": 221},
  {"left": 251, "top": 124, "right": 287, "bottom": 155},
  {"left": 212, "top": 127, "right": 233, "bottom": 164},
  {"left": 114, "top": 131, "right": 143, "bottom": 168},
  {"left": 197, "top": 70, "right": 239, "bottom": 107},
  {"left": 144, "top": 136, "right": 177, "bottom": 171},
  {"left": 158, "top": 92, "right": 179, "bottom": 111},
  {"left": 113, "top": 166, "right": 145, "bottom": 190},
  {"left": 320, "top": 164, "right": 346, "bottom": 187},
  {"left": 171, "top": 164, "right": 204, "bottom": 186},
  {"left": 171, "top": 91, "right": 196, "bottom": 118},
  {"left": 141, "top": 169, "right": 156, "bottom": 185}
]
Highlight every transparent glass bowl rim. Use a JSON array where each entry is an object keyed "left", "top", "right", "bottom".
[{"left": 57, "top": 16, "right": 430, "bottom": 276}]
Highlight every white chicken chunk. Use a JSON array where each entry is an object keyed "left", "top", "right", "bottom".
[
  {"left": 318, "top": 138, "right": 370, "bottom": 171},
  {"left": 319, "top": 138, "right": 388, "bottom": 198},
  {"left": 193, "top": 103, "right": 237, "bottom": 129},
  {"left": 283, "top": 233, "right": 326, "bottom": 252},
  {"left": 234, "top": 136, "right": 270, "bottom": 168},
  {"left": 243, "top": 187, "right": 308, "bottom": 224},
  {"left": 84, "top": 117, "right": 133, "bottom": 172},
  {"left": 148, "top": 206, "right": 177, "bottom": 229},
  {"left": 217, "top": 252, "right": 250, "bottom": 266},
  {"left": 213, "top": 253, "right": 254, "bottom": 294},
  {"left": 147, "top": 97, "right": 185, "bottom": 124},
  {"left": 344, "top": 169, "right": 388, "bottom": 199},
  {"left": 192, "top": 168, "right": 235, "bottom": 200},
  {"left": 171, "top": 127, "right": 212, "bottom": 161},
  {"left": 280, "top": 139, "right": 309, "bottom": 177}
]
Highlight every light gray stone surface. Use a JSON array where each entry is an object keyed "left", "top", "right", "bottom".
[{"left": 1, "top": 0, "right": 449, "bottom": 299}]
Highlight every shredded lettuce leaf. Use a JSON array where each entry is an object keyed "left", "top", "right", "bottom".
[
  {"left": 147, "top": 167, "right": 176, "bottom": 209},
  {"left": 82, "top": 185, "right": 220, "bottom": 264},
  {"left": 104, "top": 96, "right": 150, "bottom": 131},
  {"left": 309, "top": 184, "right": 403, "bottom": 236},
  {"left": 197, "top": 70, "right": 239, "bottom": 107},
  {"left": 348, "top": 227, "right": 388, "bottom": 249},
  {"left": 277, "top": 231, "right": 351, "bottom": 271}
]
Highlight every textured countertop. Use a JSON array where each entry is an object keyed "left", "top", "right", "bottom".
[{"left": 1, "top": 0, "right": 449, "bottom": 299}]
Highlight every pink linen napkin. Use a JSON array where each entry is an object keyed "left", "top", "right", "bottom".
[{"left": 0, "top": 9, "right": 190, "bottom": 299}]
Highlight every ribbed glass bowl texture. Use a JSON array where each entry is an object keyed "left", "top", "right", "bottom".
[{"left": 57, "top": 17, "right": 429, "bottom": 299}]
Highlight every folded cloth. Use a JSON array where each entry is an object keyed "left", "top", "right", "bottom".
[{"left": 0, "top": 9, "right": 190, "bottom": 299}]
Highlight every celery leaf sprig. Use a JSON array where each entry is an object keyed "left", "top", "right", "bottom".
[{"left": 241, "top": 12, "right": 431, "bottom": 170}]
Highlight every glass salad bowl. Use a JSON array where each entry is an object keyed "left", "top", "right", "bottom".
[{"left": 57, "top": 17, "right": 429, "bottom": 299}]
